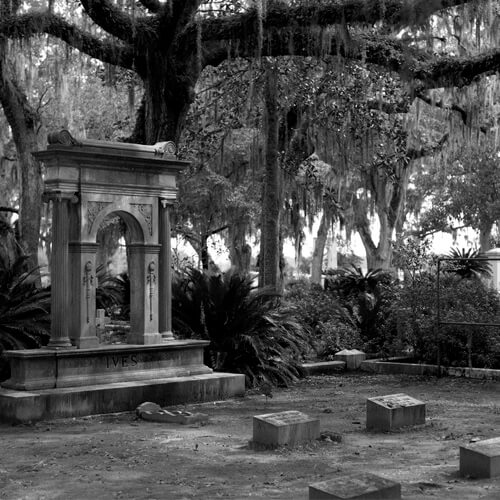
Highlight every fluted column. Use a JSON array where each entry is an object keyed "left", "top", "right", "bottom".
[
  {"left": 47, "top": 193, "right": 74, "bottom": 348},
  {"left": 159, "top": 199, "right": 174, "bottom": 341}
]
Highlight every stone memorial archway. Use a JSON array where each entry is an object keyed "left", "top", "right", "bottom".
[
  {"left": 0, "top": 132, "right": 245, "bottom": 423},
  {"left": 36, "top": 130, "right": 183, "bottom": 348}
]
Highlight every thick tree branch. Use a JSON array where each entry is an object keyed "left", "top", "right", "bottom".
[
  {"left": 200, "top": 0, "right": 468, "bottom": 42},
  {"left": 415, "top": 93, "right": 488, "bottom": 133},
  {"left": 412, "top": 49, "right": 500, "bottom": 90},
  {"left": 0, "top": 11, "right": 135, "bottom": 69},
  {"left": 80, "top": 0, "right": 150, "bottom": 45}
]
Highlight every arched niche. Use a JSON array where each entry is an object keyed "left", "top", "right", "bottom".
[{"left": 34, "top": 131, "right": 189, "bottom": 348}]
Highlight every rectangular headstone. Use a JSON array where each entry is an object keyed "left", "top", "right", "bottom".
[
  {"left": 253, "top": 410, "right": 320, "bottom": 447},
  {"left": 460, "top": 437, "right": 500, "bottom": 478},
  {"left": 309, "top": 472, "right": 401, "bottom": 499},
  {"left": 334, "top": 350, "right": 366, "bottom": 370},
  {"left": 366, "top": 393, "right": 425, "bottom": 432}
]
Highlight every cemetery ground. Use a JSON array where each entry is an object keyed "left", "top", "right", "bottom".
[{"left": 0, "top": 373, "right": 499, "bottom": 500}]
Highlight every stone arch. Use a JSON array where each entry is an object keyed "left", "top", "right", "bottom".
[
  {"left": 92, "top": 208, "right": 146, "bottom": 246},
  {"left": 34, "top": 132, "right": 188, "bottom": 348}
]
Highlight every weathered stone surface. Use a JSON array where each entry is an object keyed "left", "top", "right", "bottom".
[
  {"left": 253, "top": 410, "right": 320, "bottom": 447},
  {"left": 309, "top": 472, "right": 401, "bottom": 499},
  {"left": 366, "top": 393, "right": 425, "bottom": 432},
  {"left": 2, "top": 341, "right": 212, "bottom": 390},
  {"left": 334, "top": 350, "right": 366, "bottom": 370},
  {"left": 0, "top": 372, "right": 245, "bottom": 424},
  {"left": 460, "top": 437, "right": 500, "bottom": 478},
  {"left": 140, "top": 409, "right": 209, "bottom": 425},
  {"left": 136, "top": 401, "right": 161, "bottom": 416}
]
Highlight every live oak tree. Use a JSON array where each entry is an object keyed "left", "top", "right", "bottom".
[{"left": 2, "top": 0, "right": 500, "bottom": 276}]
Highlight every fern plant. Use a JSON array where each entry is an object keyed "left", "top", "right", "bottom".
[
  {"left": 172, "top": 267, "right": 310, "bottom": 387},
  {"left": 443, "top": 248, "right": 492, "bottom": 279},
  {"left": 0, "top": 256, "right": 51, "bottom": 352}
]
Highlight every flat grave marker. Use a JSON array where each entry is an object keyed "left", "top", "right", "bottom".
[
  {"left": 366, "top": 393, "right": 425, "bottom": 431},
  {"left": 309, "top": 472, "right": 401, "bottom": 499},
  {"left": 460, "top": 436, "right": 500, "bottom": 478},
  {"left": 253, "top": 410, "right": 320, "bottom": 447}
]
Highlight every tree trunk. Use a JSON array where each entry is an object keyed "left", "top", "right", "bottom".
[
  {"left": 479, "top": 221, "right": 493, "bottom": 253},
  {"left": 258, "top": 63, "right": 282, "bottom": 291},
  {"left": 132, "top": 53, "right": 198, "bottom": 144},
  {"left": 0, "top": 40, "right": 43, "bottom": 270},
  {"left": 311, "top": 212, "right": 328, "bottom": 284},
  {"left": 228, "top": 223, "right": 251, "bottom": 275}
]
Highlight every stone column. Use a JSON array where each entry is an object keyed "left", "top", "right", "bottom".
[
  {"left": 47, "top": 193, "right": 74, "bottom": 348},
  {"left": 69, "top": 242, "right": 99, "bottom": 348},
  {"left": 159, "top": 199, "right": 174, "bottom": 341},
  {"left": 128, "top": 244, "right": 162, "bottom": 345}
]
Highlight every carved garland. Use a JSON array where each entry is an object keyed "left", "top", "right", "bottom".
[
  {"left": 146, "top": 261, "right": 157, "bottom": 321},
  {"left": 82, "top": 261, "right": 94, "bottom": 324}
]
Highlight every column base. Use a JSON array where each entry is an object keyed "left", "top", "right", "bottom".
[
  {"left": 47, "top": 339, "right": 73, "bottom": 349},
  {"left": 161, "top": 331, "right": 175, "bottom": 342}
]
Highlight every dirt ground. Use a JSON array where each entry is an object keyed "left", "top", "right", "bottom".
[{"left": 0, "top": 373, "right": 499, "bottom": 500}]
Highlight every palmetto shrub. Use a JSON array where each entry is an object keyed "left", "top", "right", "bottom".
[
  {"left": 443, "top": 247, "right": 492, "bottom": 279},
  {"left": 172, "top": 268, "right": 310, "bottom": 387},
  {"left": 0, "top": 256, "right": 51, "bottom": 381},
  {"left": 0, "top": 256, "right": 50, "bottom": 351},
  {"left": 95, "top": 266, "right": 130, "bottom": 320},
  {"left": 324, "top": 266, "right": 397, "bottom": 353}
]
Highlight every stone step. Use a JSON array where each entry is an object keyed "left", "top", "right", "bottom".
[{"left": 0, "top": 372, "right": 245, "bottom": 424}]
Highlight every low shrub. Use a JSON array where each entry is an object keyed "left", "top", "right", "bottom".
[
  {"left": 389, "top": 272, "right": 500, "bottom": 368},
  {"left": 285, "top": 278, "right": 361, "bottom": 358},
  {"left": 172, "top": 268, "right": 310, "bottom": 387}
]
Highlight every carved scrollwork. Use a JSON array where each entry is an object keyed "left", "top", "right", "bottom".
[
  {"left": 87, "top": 201, "right": 112, "bottom": 234},
  {"left": 47, "top": 130, "right": 81, "bottom": 146},
  {"left": 153, "top": 141, "right": 176, "bottom": 157},
  {"left": 131, "top": 203, "right": 153, "bottom": 235}
]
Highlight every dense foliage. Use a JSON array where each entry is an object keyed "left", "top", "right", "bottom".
[
  {"left": 172, "top": 267, "right": 310, "bottom": 387},
  {"left": 0, "top": 255, "right": 50, "bottom": 381}
]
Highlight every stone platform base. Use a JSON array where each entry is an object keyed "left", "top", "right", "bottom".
[{"left": 0, "top": 372, "right": 245, "bottom": 423}]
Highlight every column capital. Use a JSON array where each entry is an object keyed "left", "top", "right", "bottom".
[
  {"left": 160, "top": 198, "right": 173, "bottom": 209},
  {"left": 43, "top": 191, "right": 79, "bottom": 203}
]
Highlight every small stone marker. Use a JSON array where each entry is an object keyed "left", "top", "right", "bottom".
[
  {"left": 96, "top": 309, "right": 111, "bottom": 341},
  {"left": 136, "top": 402, "right": 209, "bottom": 424},
  {"left": 253, "top": 410, "right": 320, "bottom": 447},
  {"left": 334, "top": 349, "right": 366, "bottom": 370},
  {"left": 309, "top": 472, "right": 401, "bottom": 499},
  {"left": 366, "top": 393, "right": 425, "bottom": 432},
  {"left": 460, "top": 436, "right": 500, "bottom": 478}
]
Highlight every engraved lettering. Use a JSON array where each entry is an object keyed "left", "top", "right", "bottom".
[
  {"left": 122, "top": 355, "right": 128, "bottom": 367},
  {"left": 130, "top": 354, "right": 138, "bottom": 366}
]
